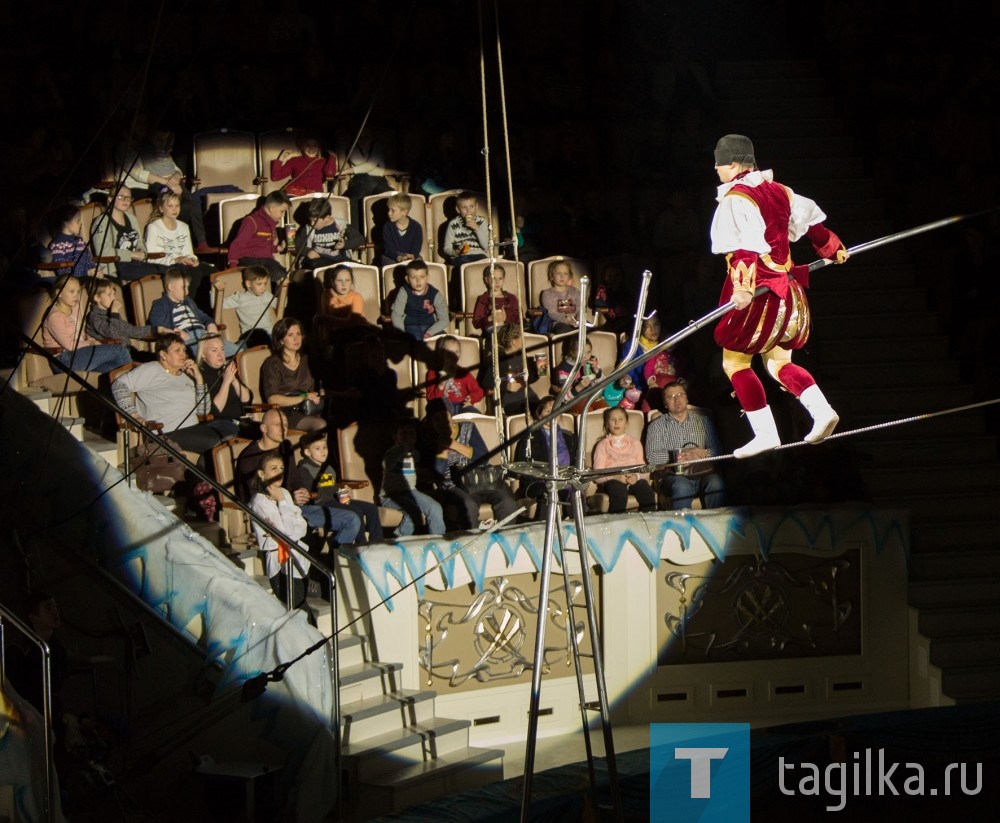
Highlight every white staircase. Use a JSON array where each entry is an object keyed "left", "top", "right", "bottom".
[{"left": 18, "top": 383, "right": 504, "bottom": 820}]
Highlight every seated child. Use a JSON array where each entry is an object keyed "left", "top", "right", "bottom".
[
  {"left": 642, "top": 349, "right": 682, "bottom": 410},
  {"left": 86, "top": 278, "right": 157, "bottom": 346},
  {"left": 226, "top": 190, "right": 291, "bottom": 282},
  {"left": 298, "top": 198, "right": 361, "bottom": 269},
  {"left": 322, "top": 265, "right": 369, "bottom": 328},
  {"left": 552, "top": 336, "right": 604, "bottom": 400},
  {"left": 270, "top": 134, "right": 338, "bottom": 196},
  {"left": 42, "top": 275, "right": 131, "bottom": 373},
  {"left": 441, "top": 190, "right": 489, "bottom": 303},
  {"left": 249, "top": 453, "right": 313, "bottom": 613},
  {"left": 472, "top": 264, "right": 520, "bottom": 335},
  {"left": 513, "top": 396, "right": 576, "bottom": 505},
  {"left": 292, "top": 431, "right": 383, "bottom": 544},
  {"left": 591, "top": 406, "right": 656, "bottom": 514},
  {"left": 477, "top": 322, "right": 538, "bottom": 417},
  {"left": 144, "top": 190, "right": 213, "bottom": 304},
  {"left": 539, "top": 259, "right": 582, "bottom": 333},
  {"left": 602, "top": 373, "right": 643, "bottom": 410},
  {"left": 222, "top": 264, "right": 277, "bottom": 346},
  {"left": 148, "top": 267, "right": 237, "bottom": 356},
  {"left": 591, "top": 263, "right": 634, "bottom": 335},
  {"left": 425, "top": 335, "right": 484, "bottom": 413},
  {"left": 441, "top": 191, "right": 489, "bottom": 268},
  {"left": 381, "top": 193, "right": 424, "bottom": 265},
  {"left": 390, "top": 259, "right": 450, "bottom": 341},
  {"left": 47, "top": 204, "right": 103, "bottom": 279},
  {"left": 380, "top": 417, "right": 446, "bottom": 536}
]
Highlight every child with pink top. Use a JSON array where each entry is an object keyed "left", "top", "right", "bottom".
[
  {"left": 591, "top": 406, "right": 656, "bottom": 513},
  {"left": 43, "top": 275, "right": 131, "bottom": 373}
]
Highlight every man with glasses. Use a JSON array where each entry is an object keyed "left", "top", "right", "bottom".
[{"left": 645, "top": 381, "right": 726, "bottom": 510}]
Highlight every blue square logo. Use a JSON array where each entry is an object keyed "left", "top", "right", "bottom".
[{"left": 650, "top": 723, "right": 750, "bottom": 822}]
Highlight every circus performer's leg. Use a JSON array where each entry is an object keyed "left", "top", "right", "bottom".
[
  {"left": 722, "top": 348, "right": 780, "bottom": 458},
  {"left": 762, "top": 348, "right": 840, "bottom": 443}
]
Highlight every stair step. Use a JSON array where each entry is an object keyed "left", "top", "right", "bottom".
[
  {"left": 910, "top": 548, "right": 1000, "bottom": 580},
  {"left": 918, "top": 605, "right": 1000, "bottom": 636},
  {"left": 354, "top": 746, "right": 503, "bottom": 818},
  {"left": 863, "top": 464, "right": 1000, "bottom": 495},
  {"left": 58, "top": 415, "right": 85, "bottom": 441},
  {"left": 340, "top": 661, "right": 404, "bottom": 704},
  {"left": 82, "top": 429, "right": 120, "bottom": 464},
  {"left": 908, "top": 575, "right": 1000, "bottom": 608},
  {"left": 941, "top": 663, "right": 1000, "bottom": 702},
  {"left": 336, "top": 634, "right": 367, "bottom": 670},
  {"left": 342, "top": 689, "right": 438, "bottom": 742},
  {"left": 342, "top": 716, "right": 472, "bottom": 781},
  {"left": 929, "top": 634, "right": 1000, "bottom": 668}
]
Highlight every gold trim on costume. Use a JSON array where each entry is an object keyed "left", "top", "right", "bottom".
[{"left": 729, "top": 258, "right": 756, "bottom": 292}]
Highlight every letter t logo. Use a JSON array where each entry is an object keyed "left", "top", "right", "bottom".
[{"left": 674, "top": 747, "right": 729, "bottom": 798}]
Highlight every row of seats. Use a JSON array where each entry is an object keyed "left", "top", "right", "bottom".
[{"left": 212, "top": 403, "right": 693, "bottom": 551}]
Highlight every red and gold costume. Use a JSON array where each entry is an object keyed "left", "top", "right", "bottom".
[{"left": 708, "top": 141, "right": 846, "bottom": 456}]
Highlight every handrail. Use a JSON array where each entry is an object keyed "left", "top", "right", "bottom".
[
  {"left": 16, "top": 337, "right": 341, "bottom": 723},
  {"left": 0, "top": 603, "right": 55, "bottom": 823}
]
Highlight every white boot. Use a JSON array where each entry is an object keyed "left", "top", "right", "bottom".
[
  {"left": 800, "top": 385, "right": 839, "bottom": 443},
  {"left": 734, "top": 406, "right": 781, "bottom": 458}
]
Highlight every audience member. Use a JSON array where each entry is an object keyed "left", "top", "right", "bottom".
[
  {"left": 645, "top": 381, "right": 726, "bottom": 509},
  {"left": 297, "top": 198, "right": 360, "bottom": 269},
  {"left": 420, "top": 402, "right": 518, "bottom": 531},
  {"left": 235, "top": 409, "right": 363, "bottom": 545},
  {"left": 47, "top": 205, "right": 102, "bottom": 279},
  {"left": 226, "top": 191, "right": 291, "bottom": 282},
  {"left": 259, "top": 317, "right": 328, "bottom": 432},
  {"left": 590, "top": 263, "right": 635, "bottom": 336},
  {"left": 472, "top": 264, "right": 520, "bottom": 336},
  {"left": 552, "top": 336, "right": 603, "bottom": 401},
  {"left": 592, "top": 406, "right": 656, "bottom": 513},
  {"left": 197, "top": 333, "right": 251, "bottom": 438},
  {"left": 148, "top": 267, "right": 236, "bottom": 356},
  {"left": 321, "top": 265, "right": 369, "bottom": 329},
  {"left": 424, "top": 335, "right": 484, "bottom": 413},
  {"left": 441, "top": 191, "right": 490, "bottom": 292},
  {"left": 380, "top": 416, "right": 446, "bottom": 536},
  {"left": 381, "top": 193, "right": 424, "bottom": 265},
  {"left": 86, "top": 278, "right": 157, "bottom": 346},
  {"left": 341, "top": 128, "right": 400, "bottom": 225},
  {"left": 478, "top": 322, "right": 538, "bottom": 417},
  {"left": 269, "top": 134, "right": 337, "bottom": 196},
  {"left": 249, "top": 452, "right": 313, "bottom": 612},
  {"left": 390, "top": 259, "right": 449, "bottom": 341},
  {"left": 539, "top": 258, "right": 582, "bottom": 333},
  {"left": 111, "top": 333, "right": 225, "bottom": 458},
  {"left": 513, "top": 396, "right": 577, "bottom": 504},
  {"left": 43, "top": 275, "right": 131, "bottom": 373},
  {"left": 144, "top": 191, "right": 212, "bottom": 302},
  {"left": 221, "top": 264, "right": 277, "bottom": 346},
  {"left": 89, "top": 186, "right": 164, "bottom": 282},
  {"left": 291, "top": 431, "right": 383, "bottom": 544}
]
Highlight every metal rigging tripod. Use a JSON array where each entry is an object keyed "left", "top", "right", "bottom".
[{"left": 508, "top": 273, "right": 658, "bottom": 822}]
